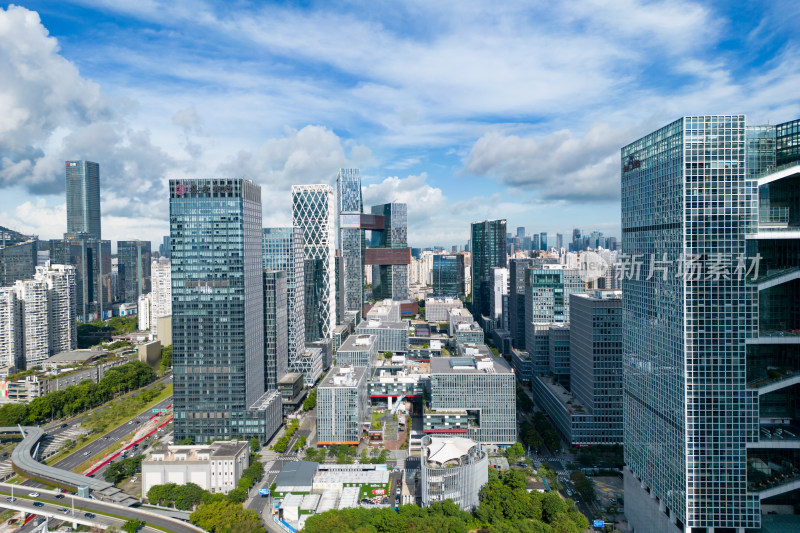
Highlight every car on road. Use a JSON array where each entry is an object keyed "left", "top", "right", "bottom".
[
  {"left": 84, "top": 512, "right": 95, "bottom": 518},
  {"left": 57, "top": 507, "right": 69, "bottom": 513},
  {"left": 55, "top": 494, "right": 65, "bottom": 499},
  {"left": 82, "top": 452, "right": 89, "bottom": 456},
  {"left": 28, "top": 492, "right": 39, "bottom": 497},
  {"left": 33, "top": 502, "right": 44, "bottom": 507},
  {"left": 6, "top": 497, "right": 16, "bottom": 502},
  {"left": 60, "top": 423, "right": 68, "bottom": 428}
]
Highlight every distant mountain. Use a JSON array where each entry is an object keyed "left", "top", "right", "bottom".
[{"left": 0, "top": 225, "right": 35, "bottom": 247}]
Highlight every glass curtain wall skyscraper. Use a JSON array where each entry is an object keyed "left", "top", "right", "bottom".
[
  {"left": 337, "top": 169, "right": 364, "bottom": 313},
  {"left": 262, "top": 227, "right": 306, "bottom": 373},
  {"left": 66, "top": 161, "right": 101, "bottom": 239},
  {"left": 370, "top": 202, "right": 409, "bottom": 301},
  {"left": 170, "top": 178, "right": 281, "bottom": 443},
  {"left": 470, "top": 219, "right": 507, "bottom": 319},
  {"left": 431, "top": 254, "right": 465, "bottom": 299},
  {"left": 622, "top": 116, "right": 760, "bottom": 532},
  {"left": 292, "top": 185, "right": 336, "bottom": 340},
  {"left": 117, "top": 240, "right": 151, "bottom": 303}
]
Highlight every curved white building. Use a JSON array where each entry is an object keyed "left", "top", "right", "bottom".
[{"left": 421, "top": 436, "right": 488, "bottom": 510}]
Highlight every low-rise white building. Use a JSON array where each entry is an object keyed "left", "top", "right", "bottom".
[{"left": 142, "top": 440, "right": 249, "bottom": 496}]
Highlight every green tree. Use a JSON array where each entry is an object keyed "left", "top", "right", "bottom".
[
  {"left": 303, "top": 388, "right": 317, "bottom": 411},
  {"left": 122, "top": 519, "right": 145, "bottom": 533},
  {"left": 249, "top": 437, "right": 260, "bottom": 452},
  {"left": 506, "top": 442, "right": 525, "bottom": 464},
  {"left": 237, "top": 477, "right": 252, "bottom": 490},
  {"left": 190, "top": 500, "right": 264, "bottom": 533},
  {"left": 227, "top": 488, "right": 247, "bottom": 503},
  {"left": 159, "top": 345, "right": 173, "bottom": 374}
]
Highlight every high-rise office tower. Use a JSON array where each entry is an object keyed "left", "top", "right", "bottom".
[
  {"left": 431, "top": 254, "right": 466, "bottom": 299},
  {"left": 149, "top": 257, "right": 171, "bottom": 335},
  {"left": 263, "top": 270, "right": 288, "bottom": 391},
  {"left": 336, "top": 169, "right": 364, "bottom": 313},
  {"left": 622, "top": 115, "right": 800, "bottom": 533},
  {"left": 470, "top": 219, "right": 507, "bottom": 319},
  {"left": 524, "top": 267, "right": 583, "bottom": 374},
  {"left": 263, "top": 227, "right": 306, "bottom": 372},
  {"left": 516, "top": 226, "right": 526, "bottom": 239},
  {"left": 370, "top": 202, "right": 410, "bottom": 301},
  {"left": 489, "top": 267, "right": 509, "bottom": 330},
  {"left": 0, "top": 238, "right": 38, "bottom": 286},
  {"left": 532, "top": 234, "right": 539, "bottom": 252},
  {"left": 117, "top": 240, "right": 151, "bottom": 303},
  {"left": 570, "top": 290, "right": 622, "bottom": 444},
  {"left": 65, "top": 161, "right": 101, "bottom": 239},
  {"left": 508, "top": 258, "right": 532, "bottom": 349},
  {"left": 292, "top": 185, "right": 336, "bottom": 340},
  {"left": 170, "top": 178, "right": 281, "bottom": 443},
  {"left": 556, "top": 233, "right": 563, "bottom": 252},
  {"left": 49, "top": 234, "right": 111, "bottom": 322},
  {"left": 158, "top": 236, "right": 171, "bottom": 258},
  {"left": 539, "top": 232, "right": 547, "bottom": 251}
]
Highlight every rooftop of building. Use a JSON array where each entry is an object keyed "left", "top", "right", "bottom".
[
  {"left": 145, "top": 440, "right": 249, "bottom": 462},
  {"left": 455, "top": 321, "right": 482, "bottom": 332},
  {"left": 425, "top": 297, "right": 463, "bottom": 305},
  {"left": 573, "top": 289, "right": 622, "bottom": 301},
  {"left": 320, "top": 365, "right": 366, "bottom": 388},
  {"left": 356, "top": 319, "right": 408, "bottom": 331},
  {"left": 275, "top": 460, "right": 319, "bottom": 490},
  {"left": 278, "top": 372, "right": 304, "bottom": 386},
  {"left": 430, "top": 352, "right": 512, "bottom": 375},
  {"left": 449, "top": 308, "right": 473, "bottom": 319},
  {"left": 534, "top": 375, "right": 587, "bottom": 415},
  {"left": 313, "top": 465, "right": 390, "bottom": 486},
  {"left": 423, "top": 436, "right": 482, "bottom": 467},
  {"left": 457, "top": 343, "right": 493, "bottom": 358},
  {"left": 44, "top": 347, "right": 109, "bottom": 366},
  {"left": 338, "top": 334, "right": 377, "bottom": 352}
]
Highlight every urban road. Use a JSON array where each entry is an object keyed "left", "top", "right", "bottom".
[
  {"left": 22, "top": 395, "right": 172, "bottom": 487},
  {"left": 0, "top": 484, "right": 204, "bottom": 533}
]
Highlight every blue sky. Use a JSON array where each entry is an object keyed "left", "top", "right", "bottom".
[{"left": 1, "top": 0, "right": 799, "bottom": 249}]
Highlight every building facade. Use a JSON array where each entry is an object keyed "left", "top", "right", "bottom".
[
  {"left": 316, "top": 365, "right": 368, "bottom": 445},
  {"left": 370, "top": 203, "right": 410, "bottom": 301},
  {"left": 117, "top": 240, "right": 151, "bottom": 303},
  {"left": 263, "top": 227, "right": 307, "bottom": 375},
  {"left": 428, "top": 354, "right": 516, "bottom": 447},
  {"left": 263, "top": 270, "right": 288, "bottom": 391},
  {"left": 431, "top": 254, "right": 465, "bottom": 300},
  {"left": 170, "top": 178, "right": 281, "bottom": 443},
  {"left": 421, "top": 436, "right": 488, "bottom": 510},
  {"left": 292, "top": 185, "right": 336, "bottom": 340},
  {"left": 621, "top": 116, "right": 783, "bottom": 533},
  {"left": 508, "top": 258, "right": 532, "bottom": 350},
  {"left": 470, "top": 220, "right": 507, "bottom": 319},
  {"left": 337, "top": 169, "right": 365, "bottom": 313},
  {"left": 0, "top": 239, "right": 38, "bottom": 287},
  {"left": 570, "top": 290, "right": 622, "bottom": 444},
  {"left": 149, "top": 257, "right": 171, "bottom": 336},
  {"left": 65, "top": 160, "right": 101, "bottom": 239}
]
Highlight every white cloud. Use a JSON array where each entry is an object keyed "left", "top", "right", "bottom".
[{"left": 464, "top": 124, "right": 632, "bottom": 202}]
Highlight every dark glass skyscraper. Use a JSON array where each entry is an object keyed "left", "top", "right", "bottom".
[
  {"left": 66, "top": 161, "right": 101, "bottom": 239},
  {"left": 117, "top": 240, "right": 151, "bottom": 302},
  {"left": 337, "top": 169, "right": 364, "bottom": 312},
  {"left": 49, "top": 233, "right": 111, "bottom": 322},
  {"left": 370, "top": 202, "right": 409, "bottom": 300},
  {"left": 431, "top": 254, "right": 465, "bottom": 299},
  {"left": 470, "top": 219, "right": 507, "bottom": 319},
  {"left": 262, "top": 227, "right": 306, "bottom": 372},
  {"left": 263, "top": 270, "right": 288, "bottom": 391},
  {"left": 508, "top": 258, "right": 532, "bottom": 349},
  {"left": 170, "top": 178, "right": 281, "bottom": 443}
]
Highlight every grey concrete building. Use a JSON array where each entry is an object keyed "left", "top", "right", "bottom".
[{"left": 316, "top": 365, "right": 368, "bottom": 446}]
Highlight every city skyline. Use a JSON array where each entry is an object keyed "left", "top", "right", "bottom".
[{"left": 1, "top": 2, "right": 799, "bottom": 249}]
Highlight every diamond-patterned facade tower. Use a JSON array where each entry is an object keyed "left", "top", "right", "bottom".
[{"left": 292, "top": 185, "right": 336, "bottom": 339}]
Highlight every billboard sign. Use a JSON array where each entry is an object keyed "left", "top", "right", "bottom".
[{"left": 593, "top": 520, "right": 605, "bottom": 528}]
